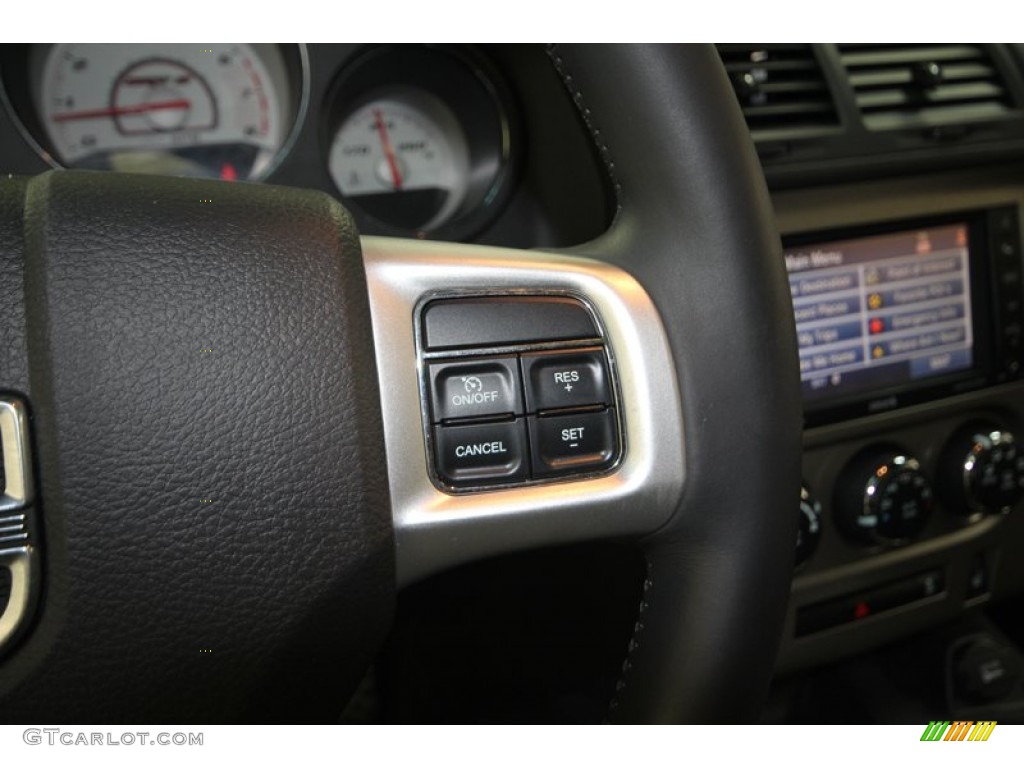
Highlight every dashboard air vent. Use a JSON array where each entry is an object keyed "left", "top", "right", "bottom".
[
  {"left": 717, "top": 44, "right": 839, "bottom": 142},
  {"left": 839, "top": 44, "right": 1020, "bottom": 131}
]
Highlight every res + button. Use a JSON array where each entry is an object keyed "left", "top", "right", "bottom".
[{"left": 522, "top": 348, "right": 611, "bottom": 412}]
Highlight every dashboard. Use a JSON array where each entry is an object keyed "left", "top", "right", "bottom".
[
  {"left": 3, "top": 43, "right": 1024, "bottom": 719},
  {"left": 748, "top": 44, "right": 1024, "bottom": 685},
  {"left": 776, "top": 167, "right": 1024, "bottom": 678}
]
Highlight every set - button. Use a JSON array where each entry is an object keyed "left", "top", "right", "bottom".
[
  {"left": 528, "top": 409, "right": 617, "bottom": 477},
  {"left": 426, "top": 347, "right": 619, "bottom": 489}
]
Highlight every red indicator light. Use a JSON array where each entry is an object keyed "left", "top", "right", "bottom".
[
  {"left": 869, "top": 318, "right": 885, "bottom": 335},
  {"left": 853, "top": 600, "right": 871, "bottom": 620}
]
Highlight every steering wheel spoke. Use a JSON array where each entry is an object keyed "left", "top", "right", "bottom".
[{"left": 362, "top": 236, "right": 686, "bottom": 587}]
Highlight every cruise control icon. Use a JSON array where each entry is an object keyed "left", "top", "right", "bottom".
[{"left": 451, "top": 375, "right": 499, "bottom": 407}]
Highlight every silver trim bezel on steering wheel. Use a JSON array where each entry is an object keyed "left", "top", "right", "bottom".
[{"left": 362, "top": 236, "right": 686, "bottom": 587}]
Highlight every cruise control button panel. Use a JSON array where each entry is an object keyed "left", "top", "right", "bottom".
[{"left": 419, "top": 295, "right": 623, "bottom": 492}]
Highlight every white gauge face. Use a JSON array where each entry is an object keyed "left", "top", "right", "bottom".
[
  {"left": 37, "top": 44, "right": 291, "bottom": 180},
  {"left": 328, "top": 89, "right": 471, "bottom": 233}
]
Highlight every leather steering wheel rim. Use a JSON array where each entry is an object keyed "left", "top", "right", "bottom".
[{"left": 548, "top": 44, "right": 802, "bottom": 723}]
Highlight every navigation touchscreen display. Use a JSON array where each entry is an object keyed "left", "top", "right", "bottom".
[{"left": 785, "top": 222, "right": 977, "bottom": 406}]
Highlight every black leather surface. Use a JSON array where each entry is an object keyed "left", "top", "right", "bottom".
[
  {"left": 0, "top": 176, "right": 29, "bottom": 395},
  {"left": 0, "top": 171, "right": 394, "bottom": 722},
  {"left": 548, "top": 45, "right": 803, "bottom": 722}
]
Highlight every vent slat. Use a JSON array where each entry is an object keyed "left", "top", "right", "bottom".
[
  {"left": 743, "top": 102, "right": 836, "bottom": 118},
  {"left": 839, "top": 44, "right": 1019, "bottom": 132},
  {"left": 857, "top": 82, "right": 1005, "bottom": 111},
  {"left": 717, "top": 44, "right": 839, "bottom": 141},
  {"left": 755, "top": 80, "right": 830, "bottom": 95},
  {"left": 866, "top": 103, "right": 1014, "bottom": 131},
  {"left": 849, "top": 63, "right": 996, "bottom": 89},
  {"left": 722, "top": 60, "right": 821, "bottom": 74},
  {"left": 840, "top": 45, "right": 984, "bottom": 67}
]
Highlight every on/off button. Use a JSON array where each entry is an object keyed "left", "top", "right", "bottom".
[
  {"left": 435, "top": 420, "right": 528, "bottom": 486},
  {"left": 429, "top": 357, "right": 523, "bottom": 423}
]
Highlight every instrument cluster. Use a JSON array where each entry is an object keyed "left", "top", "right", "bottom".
[{"left": 0, "top": 44, "right": 519, "bottom": 240}]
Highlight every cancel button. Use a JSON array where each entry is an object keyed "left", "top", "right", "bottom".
[{"left": 435, "top": 419, "right": 528, "bottom": 487}]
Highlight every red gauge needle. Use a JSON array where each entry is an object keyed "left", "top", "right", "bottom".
[
  {"left": 50, "top": 98, "right": 191, "bottom": 123},
  {"left": 122, "top": 76, "right": 191, "bottom": 87},
  {"left": 373, "top": 108, "right": 403, "bottom": 190}
]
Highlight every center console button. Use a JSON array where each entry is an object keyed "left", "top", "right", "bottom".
[
  {"left": 428, "top": 357, "right": 523, "bottom": 423},
  {"left": 434, "top": 420, "right": 528, "bottom": 487}
]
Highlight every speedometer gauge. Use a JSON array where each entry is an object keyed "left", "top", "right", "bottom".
[
  {"left": 323, "top": 46, "right": 517, "bottom": 240},
  {"left": 35, "top": 44, "right": 295, "bottom": 180},
  {"left": 329, "top": 90, "right": 471, "bottom": 232}
]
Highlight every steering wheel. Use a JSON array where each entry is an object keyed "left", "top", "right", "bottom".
[{"left": 0, "top": 44, "right": 801, "bottom": 723}]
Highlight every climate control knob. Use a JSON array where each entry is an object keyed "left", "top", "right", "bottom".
[
  {"left": 836, "top": 450, "right": 934, "bottom": 546},
  {"left": 940, "top": 425, "right": 1024, "bottom": 516},
  {"left": 795, "top": 485, "right": 822, "bottom": 567}
]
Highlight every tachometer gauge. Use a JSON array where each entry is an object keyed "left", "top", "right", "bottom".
[
  {"left": 324, "top": 46, "right": 517, "bottom": 240},
  {"left": 34, "top": 44, "right": 298, "bottom": 180},
  {"left": 329, "top": 90, "right": 471, "bottom": 232}
]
